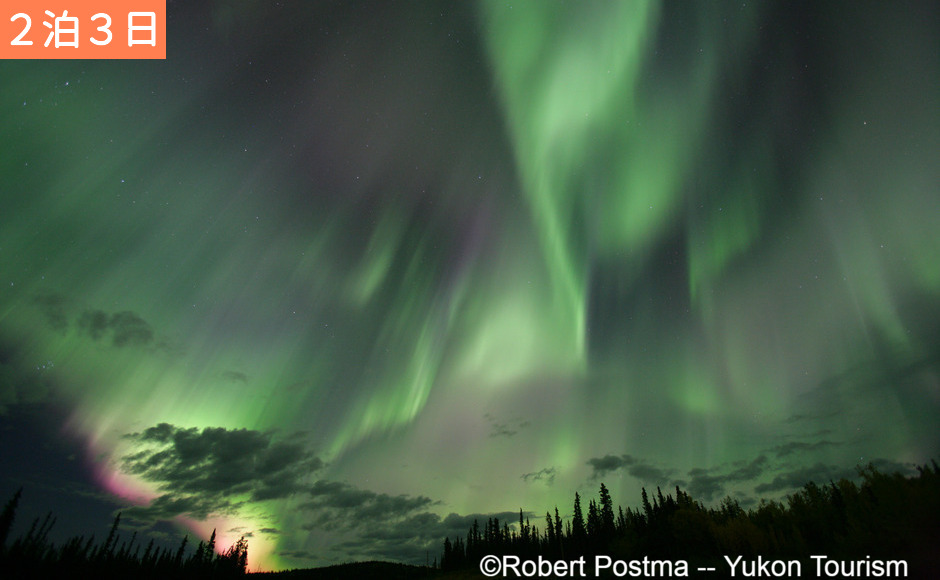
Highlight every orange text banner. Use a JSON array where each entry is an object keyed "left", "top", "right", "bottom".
[{"left": 2, "top": 0, "right": 166, "bottom": 59}]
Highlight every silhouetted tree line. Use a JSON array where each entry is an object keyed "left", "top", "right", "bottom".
[
  {"left": 440, "top": 462, "right": 940, "bottom": 573},
  {"left": 0, "top": 489, "right": 248, "bottom": 578}
]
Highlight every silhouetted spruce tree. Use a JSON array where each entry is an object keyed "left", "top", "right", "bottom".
[
  {"left": 571, "top": 492, "right": 586, "bottom": 544},
  {"left": 519, "top": 509, "right": 530, "bottom": 549},
  {"left": 141, "top": 538, "right": 154, "bottom": 566},
  {"left": 544, "top": 511, "right": 555, "bottom": 553},
  {"left": 0, "top": 488, "right": 22, "bottom": 554},
  {"left": 174, "top": 534, "right": 188, "bottom": 567},
  {"left": 218, "top": 535, "right": 248, "bottom": 574},
  {"left": 192, "top": 540, "right": 206, "bottom": 567},
  {"left": 586, "top": 499, "right": 600, "bottom": 541},
  {"left": 99, "top": 512, "right": 120, "bottom": 561},
  {"left": 81, "top": 534, "right": 95, "bottom": 561},
  {"left": 484, "top": 517, "right": 496, "bottom": 547},
  {"left": 466, "top": 518, "right": 481, "bottom": 563},
  {"left": 599, "top": 483, "right": 615, "bottom": 540},
  {"left": 14, "top": 510, "right": 56, "bottom": 560},
  {"left": 206, "top": 528, "right": 216, "bottom": 557},
  {"left": 641, "top": 487, "right": 653, "bottom": 525},
  {"left": 441, "top": 537, "right": 453, "bottom": 570}
]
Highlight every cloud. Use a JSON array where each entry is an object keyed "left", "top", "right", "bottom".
[
  {"left": 490, "top": 425, "right": 517, "bottom": 438},
  {"left": 484, "top": 412, "right": 529, "bottom": 438},
  {"left": 226, "top": 526, "right": 254, "bottom": 538},
  {"left": 333, "top": 512, "right": 448, "bottom": 563},
  {"left": 684, "top": 456, "right": 769, "bottom": 501},
  {"left": 628, "top": 464, "right": 674, "bottom": 483},
  {"left": 359, "top": 511, "right": 444, "bottom": 542},
  {"left": 587, "top": 454, "right": 635, "bottom": 478},
  {"left": 680, "top": 471, "right": 721, "bottom": 502},
  {"left": 586, "top": 454, "right": 674, "bottom": 483},
  {"left": 303, "top": 480, "right": 436, "bottom": 528},
  {"left": 754, "top": 462, "right": 858, "bottom": 494},
  {"left": 121, "top": 423, "right": 323, "bottom": 521},
  {"left": 586, "top": 451, "right": 913, "bottom": 508},
  {"left": 331, "top": 509, "right": 524, "bottom": 564},
  {"left": 278, "top": 549, "right": 318, "bottom": 561},
  {"left": 784, "top": 411, "right": 840, "bottom": 424},
  {"left": 438, "top": 511, "right": 522, "bottom": 537},
  {"left": 295, "top": 479, "right": 524, "bottom": 564},
  {"left": 521, "top": 467, "right": 556, "bottom": 485},
  {"left": 124, "top": 493, "right": 230, "bottom": 521},
  {"left": 79, "top": 309, "right": 154, "bottom": 347},
  {"left": 771, "top": 440, "right": 841, "bottom": 457},
  {"left": 728, "top": 456, "right": 769, "bottom": 481},
  {"left": 753, "top": 458, "right": 916, "bottom": 495}
]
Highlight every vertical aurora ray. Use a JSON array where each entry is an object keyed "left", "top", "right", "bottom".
[
  {"left": 478, "top": 0, "right": 766, "bottom": 369},
  {"left": 479, "top": 0, "right": 660, "bottom": 370}
]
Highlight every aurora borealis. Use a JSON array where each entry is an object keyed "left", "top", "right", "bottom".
[{"left": 1, "top": 0, "right": 937, "bottom": 571}]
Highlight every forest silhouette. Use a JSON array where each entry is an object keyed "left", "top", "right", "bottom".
[
  {"left": 1, "top": 462, "right": 937, "bottom": 577},
  {"left": 440, "top": 462, "right": 939, "bottom": 576},
  {"left": 0, "top": 489, "right": 247, "bottom": 578}
]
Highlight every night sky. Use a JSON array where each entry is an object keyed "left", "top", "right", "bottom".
[{"left": 1, "top": 0, "right": 938, "bottom": 571}]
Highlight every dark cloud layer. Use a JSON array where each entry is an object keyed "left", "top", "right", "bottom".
[
  {"left": 754, "top": 462, "right": 859, "bottom": 495},
  {"left": 772, "top": 440, "right": 842, "bottom": 458},
  {"left": 297, "top": 478, "right": 522, "bottom": 564},
  {"left": 521, "top": 467, "right": 557, "bottom": 485},
  {"left": 586, "top": 454, "right": 674, "bottom": 484},
  {"left": 586, "top": 453, "right": 774, "bottom": 502},
  {"left": 753, "top": 459, "right": 915, "bottom": 495},
  {"left": 586, "top": 448, "right": 922, "bottom": 505},
  {"left": 683, "top": 456, "right": 769, "bottom": 501},
  {"left": 337, "top": 509, "right": 524, "bottom": 564},
  {"left": 303, "top": 480, "right": 436, "bottom": 530},
  {"left": 122, "top": 423, "right": 323, "bottom": 520}
]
